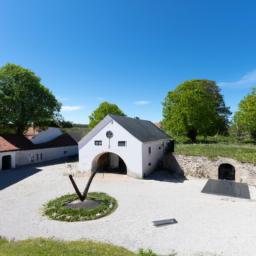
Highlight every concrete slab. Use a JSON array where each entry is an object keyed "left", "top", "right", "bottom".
[{"left": 201, "top": 179, "right": 250, "bottom": 199}]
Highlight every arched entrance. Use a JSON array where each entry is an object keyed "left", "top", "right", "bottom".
[
  {"left": 2, "top": 155, "right": 12, "bottom": 170},
  {"left": 92, "top": 152, "right": 127, "bottom": 174},
  {"left": 218, "top": 163, "right": 235, "bottom": 181}
]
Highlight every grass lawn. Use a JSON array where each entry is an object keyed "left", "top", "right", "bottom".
[
  {"left": 175, "top": 143, "right": 256, "bottom": 164},
  {"left": 43, "top": 192, "right": 117, "bottom": 222},
  {"left": 0, "top": 238, "right": 160, "bottom": 256}
]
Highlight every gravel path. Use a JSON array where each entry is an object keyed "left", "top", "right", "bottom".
[{"left": 0, "top": 162, "right": 256, "bottom": 256}]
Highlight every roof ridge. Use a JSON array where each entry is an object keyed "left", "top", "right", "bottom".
[{"left": 109, "top": 114, "right": 152, "bottom": 123}]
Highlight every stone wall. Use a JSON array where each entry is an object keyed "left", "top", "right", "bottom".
[{"left": 164, "top": 154, "right": 256, "bottom": 185}]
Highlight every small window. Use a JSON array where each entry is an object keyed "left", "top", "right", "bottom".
[
  {"left": 40, "top": 153, "right": 43, "bottom": 160},
  {"left": 148, "top": 146, "right": 151, "bottom": 154},
  {"left": 118, "top": 141, "right": 126, "bottom": 147},
  {"left": 64, "top": 150, "right": 67, "bottom": 155},
  {"left": 94, "top": 140, "right": 102, "bottom": 146},
  {"left": 148, "top": 162, "right": 151, "bottom": 166},
  {"left": 159, "top": 146, "right": 161, "bottom": 150},
  {"left": 36, "top": 154, "right": 39, "bottom": 161}
]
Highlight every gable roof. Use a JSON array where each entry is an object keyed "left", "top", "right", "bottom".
[
  {"left": 79, "top": 115, "right": 170, "bottom": 149},
  {"left": 0, "top": 135, "right": 34, "bottom": 152},
  {"left": 0, "top": 133, "right": 77, "bottom": 153},
  {"left": 109, "top": 115, "right": 170, "bottom": 142},
  {"left": 39, "top": 133, "right": 78, "bottom": 148}
]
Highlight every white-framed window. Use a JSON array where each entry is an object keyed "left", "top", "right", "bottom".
[
  {"left": 118, "top": 141, "right": 126, "bottom": 147},
  {"left": 94, "top": 140, "right": 102, "bottom": 146},
  {"left": 148, "top": 146, "right": 151, "bottom": 154}
]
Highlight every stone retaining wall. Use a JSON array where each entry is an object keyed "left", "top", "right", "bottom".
[{"left": 164, "top": 154, "right": 256, "bottom": 185}]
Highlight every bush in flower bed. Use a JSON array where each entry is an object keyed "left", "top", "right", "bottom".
[{"left": 43, "top": 192, "right": 117, "bottom": 222}]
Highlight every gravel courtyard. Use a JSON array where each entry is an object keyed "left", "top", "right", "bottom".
[{"left": 0, "top": 162, "right": 256, "bottom": 256}]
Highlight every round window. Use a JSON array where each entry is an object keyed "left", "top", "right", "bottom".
[{"left": 106, "top": 131, "right": 113, "bottom": 139}]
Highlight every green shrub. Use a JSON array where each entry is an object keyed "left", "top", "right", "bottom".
[{"left": 138, "top": 249, "right": 157, "bottom": 256}]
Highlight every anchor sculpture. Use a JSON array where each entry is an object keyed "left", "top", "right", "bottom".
[{"left": 69, "top": 170, "right": 98, "bottom": 202}]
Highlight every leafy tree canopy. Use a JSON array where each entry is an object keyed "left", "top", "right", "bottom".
[
  {"left": 89, "top": 101, "right": 125, "bottom": 128},
  {"left": 0, "top": 63, "right": 61, "bottom": 134},
  {"left": 162, "top": 79, "right": 231, "bottom": 142},
  {"left": 234, "top": 88, "right": 256, "bottom": 141}
]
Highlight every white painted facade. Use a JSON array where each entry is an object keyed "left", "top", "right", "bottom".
[
  {"left": 15, "top": 146, "right": 78, "bottom": 167},
  {"left": 0, "top": 146, "right": 78, "bottom": 171},
  {"left": 142, "top": 140, "right": 169, "bottom": 176},
  {"left": 79, "top": 117, "right": 170, "bottom": 178}
]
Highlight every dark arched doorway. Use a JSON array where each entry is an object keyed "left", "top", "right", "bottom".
[
  {"left": 2, "top": 155, "right": 12, "bottom": 170},
  {"left": 218, "top": 163, "right": 235, "bottom": 181},
  {"left": 94, "top": 153, "right": 127, "bottom": 174}
]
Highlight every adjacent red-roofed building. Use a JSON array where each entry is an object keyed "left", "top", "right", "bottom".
[{"left": 0, "top": 128, "right": 78, "bottom": 170}]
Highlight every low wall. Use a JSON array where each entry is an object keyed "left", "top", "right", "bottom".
[{"left": 164, "top": 154, "right": 256, "bottom": 185}]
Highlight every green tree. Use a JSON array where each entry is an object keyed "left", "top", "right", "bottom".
[
  {"left": 234, "top": 88, "right": 256, "bottom": 141},
  {"left": 89, "top": 101, "right": 125, "bottom": 128},
  {"left": 0, "top": 63, "right": 61, "bottom": 134},
  {"left": 162, "top": 79, "right": 231, "bottom": 142}
]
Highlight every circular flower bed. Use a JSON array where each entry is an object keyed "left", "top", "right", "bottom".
[{"left": 43, "top": 192, "right": 117, "bottom": 222}]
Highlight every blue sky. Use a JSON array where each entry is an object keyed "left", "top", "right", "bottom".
[{"left": 1, "top": 0, "right": 256, "bottom": 124}]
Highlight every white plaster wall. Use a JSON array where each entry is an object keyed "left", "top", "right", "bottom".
[
  {"left": 0, "top": 152, "right": 16, "bottom": 170},
  {"left": 15, "top": 146, "right": 78, "bottom": 167},
  {"left": 79, "top": 120, "right": 143, "bottom": 178},
  {"left": 31, "top": 127, "right": 63, "bottom": 144},
  {"left": 142, "top": 139, "right": 170, "bottom": 176}
]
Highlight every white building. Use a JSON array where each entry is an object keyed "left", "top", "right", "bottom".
[
  {"left": 79, "top": 115, "right": 172, "bottom": 178},
  {"left": 0, "top": 128, "right": 78, "bottom": 171}
]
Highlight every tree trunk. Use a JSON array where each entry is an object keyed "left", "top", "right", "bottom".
[
  {"left": 250, "top": 131, "right": 256, "bottom": 142},
  {"left": 16, "top": 124, "right": 26, "bottom": 135},
  {"left": 16, "top": 126, "right": 24, "bottom": 135},
  {"left": 187, "top": 129, "right": 197, "bottom": 143}
]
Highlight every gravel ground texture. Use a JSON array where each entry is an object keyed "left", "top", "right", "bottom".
[{"left": 0, "top": 161, "right": 256, "bottom": 256}]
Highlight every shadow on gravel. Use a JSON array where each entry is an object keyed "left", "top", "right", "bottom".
[
  {"left": 0, "top": 157, "right": 79, "bottom": 191},
  {"left": 145, "top": 169, "right": 187, "bottom": 183},
  {"left": 201, "top": 179, "right": 250, "bottom": 199},
  {"left": 0, "top": 166, "right": 42, "bottom": 190},
  {"left": 0, "top": 157, "right": 78, "bottom": 191}
]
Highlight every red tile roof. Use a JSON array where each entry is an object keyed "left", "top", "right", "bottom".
[
  {"left": 0, "top": 137, "right": 18, "bottom": 152},
  {"left": 0, "top": 135, "right": 33, "bottom": 152},
  {"left": 0, "top": 133, "right": 77, "bottom": 153}
]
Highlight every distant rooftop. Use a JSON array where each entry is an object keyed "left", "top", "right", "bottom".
[{"left": 0, "top": 133, "right": 77, "bottom": 153}]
